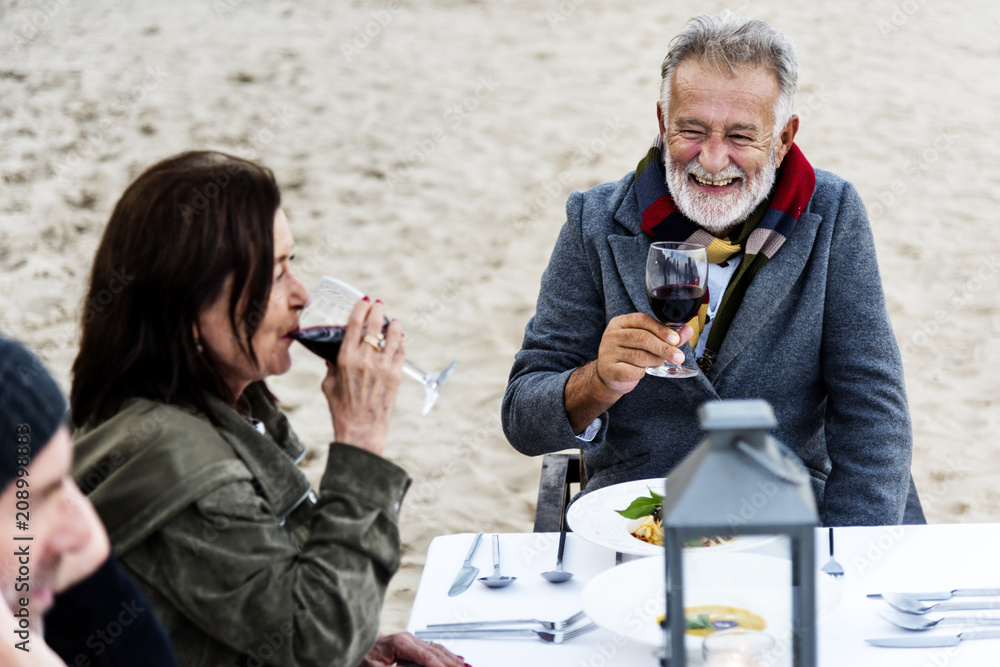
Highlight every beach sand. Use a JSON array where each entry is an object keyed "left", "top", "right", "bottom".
[{"left": 2, "top": 0, "right": 998, "bottom": 633}]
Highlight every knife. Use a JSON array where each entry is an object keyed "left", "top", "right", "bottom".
[
  {"left": 866, "top": 628, "right": 1000, "bottom": 648},
  {"left": 867, "top": 588, "right": 1000, "bottom": 601},
  {"left": 447, "top": 533, "right": 483, "bottom": 597},
  {"left": 417, "top": 628, "right": 540, "bottom": 640}
]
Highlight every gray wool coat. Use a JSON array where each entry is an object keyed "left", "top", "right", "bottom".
[{"left": 502, "top": 168, "right": 913, "bottom": 526}]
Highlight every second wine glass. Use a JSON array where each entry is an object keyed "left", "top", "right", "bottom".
[
  {"left": 645, "top": 241, "right": 709, "bottom": 379},
  {"left": 293, "top": 276, "right": 456, "bottom": 415}
]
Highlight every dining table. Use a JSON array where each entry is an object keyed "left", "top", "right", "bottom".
[{"left": 406, "top": 523, "right": 1000, "bottom": 666}]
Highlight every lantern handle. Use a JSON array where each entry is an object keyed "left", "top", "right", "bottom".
[{"left": 734, "top": 439, "right": 809, "bottom": 485}]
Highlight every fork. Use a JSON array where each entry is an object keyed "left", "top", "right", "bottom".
[
  {"left": 424, "top": 610, "right": 588, "bottom": 631},
  {"left": 416, "top": 622, "right": 599, "bottom": 643},
  {"left": 821, "top": 527, "right": 844, "bottom": 577}
]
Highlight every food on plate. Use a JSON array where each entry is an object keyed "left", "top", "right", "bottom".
[
  {"left": 656, "top": 605, "right": 767, "bottom": 637},
  {"left": 632, "top": 514, "right": 664, "bottom": 545},
  {"left": 616, "top": 489, "right": 735, "bottom": 548}
]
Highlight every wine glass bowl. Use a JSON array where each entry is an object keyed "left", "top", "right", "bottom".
[
  {"left": 294, "top": 276, "right": 456, "bottom": 415},
  {"left": 645, "top": 242, "right": 709, "bottom": 379}
]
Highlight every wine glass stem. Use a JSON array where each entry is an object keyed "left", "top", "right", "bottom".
[{"left": 402, "top": 360, "right": 430, "bottom": 387}]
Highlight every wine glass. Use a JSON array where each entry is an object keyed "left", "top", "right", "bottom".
[
  {"left": 294, "top": 276, "right": 457, "bottom": 415},
  {"left": 645, "top": 242, "right": 709, "bottom": 378}
]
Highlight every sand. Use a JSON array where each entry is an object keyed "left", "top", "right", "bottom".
[{"left": 2, "top": 0, "right": 998, "bottom": 634}]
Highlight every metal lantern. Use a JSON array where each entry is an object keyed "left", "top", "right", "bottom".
[{"left": 661, "top": 399, "right": 818, "bottom": 667}]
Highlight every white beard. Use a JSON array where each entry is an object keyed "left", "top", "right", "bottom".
[{"left": 665, "top": 148, "right": 779, "bottom": 235}]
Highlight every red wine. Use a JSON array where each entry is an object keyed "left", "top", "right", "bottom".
[
  {"left": 291, "top": 326, "right": 346, "bottom": 362},
  {"left": 648, "top": 285, "right": 705, "bottom": 325}
]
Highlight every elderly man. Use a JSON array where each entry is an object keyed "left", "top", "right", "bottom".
[
  {"left": 502, "top": 12, "right": 921, "bottom": 526},
  {"left": 0, "top": 336, "right": 178, "bottom": 665}
]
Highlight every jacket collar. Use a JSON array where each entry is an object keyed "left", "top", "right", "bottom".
[{"left": 205, "top": 383, "right": 313, "bottom": 523}]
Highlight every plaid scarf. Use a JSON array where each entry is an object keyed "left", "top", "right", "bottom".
[{"left": 634, "top": 135, "right": 816, "bottom": 372}]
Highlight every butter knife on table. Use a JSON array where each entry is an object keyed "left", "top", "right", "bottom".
[
  {"left": 448, "top": 533, "right": 483, "bottom": 597},
  {"left": 866, "top": 628, "right": 1000, "bottom": 648},
  {"left": 867, "top": 588, "right": 1000, "bottom": 601}
]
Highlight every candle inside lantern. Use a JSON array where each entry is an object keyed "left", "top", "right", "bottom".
[{"left": 702, "top": 629, "right": 776, "bottom": 667}]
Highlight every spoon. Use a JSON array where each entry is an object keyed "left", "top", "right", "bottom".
[
  {"left": 478, "top": 534, "right": 516, "bottom": 588},
  {"left": 540, "top": 531, "right": 574, "bottom": 583},
  {"left": 879, "top": 610, "right": 1000, "bottom": 631},
  {"left": 882, "top": 592, "right": 1000, "bottom": 615}
]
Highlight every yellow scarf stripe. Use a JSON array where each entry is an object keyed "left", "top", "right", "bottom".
[
  {"left": 686, "top": 236, "right": 741, "bottom": 347},
  {"left": 687, "top": 302, "right": 710, "bottom": 349},
  {"left": 705, "top": 237, "right": 740, "bottom": 264}
]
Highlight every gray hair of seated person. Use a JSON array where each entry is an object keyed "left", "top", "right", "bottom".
[{"left": 659, "top": 11, "right": 798, "bottom": 138}]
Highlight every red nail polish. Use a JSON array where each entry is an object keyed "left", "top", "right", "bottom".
[
  {"left": 362, "top": 296, "right": 370, "bottom": 302},
  {"left": 375, "top": 298, "right": 383, "bottom": 304}
]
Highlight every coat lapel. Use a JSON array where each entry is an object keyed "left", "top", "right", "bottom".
[{"left": 708, "top": 210, "right": 823, "bottom": 380}]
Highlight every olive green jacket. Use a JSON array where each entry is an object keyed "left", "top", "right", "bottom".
[{"left": 73, "top": 384, "right": 411, "bottom": 667}]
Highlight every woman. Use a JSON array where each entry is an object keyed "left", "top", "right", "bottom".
[{"left": 70, "top": 151, "right": 464, "bottom": 667}]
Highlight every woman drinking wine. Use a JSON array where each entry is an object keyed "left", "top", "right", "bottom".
[{"left": 70, "top": 150, "right": 464, "bottom": 667}]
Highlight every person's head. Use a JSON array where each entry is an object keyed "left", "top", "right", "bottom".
[
  {"left": 656, "top": 12, "right": 800, "bottom": 234},
  {"left": 71, "top": 151, "right": 309, "bottom": 425},
  {"left": 0, "top": 338, "right": 100, "bottom": 630}
]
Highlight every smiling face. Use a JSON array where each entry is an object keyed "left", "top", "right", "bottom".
[
  {"left": 658, "top": 58, "right": 798, "bottom": 235},
  {"left": 0, "top": 428, "right": 97, "bottom": 630},
  {"left": 197, "top": 208, "right": 310, "bottom": 403}
]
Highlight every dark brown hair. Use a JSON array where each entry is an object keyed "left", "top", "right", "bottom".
[{"left": 71, "top": 151, "right": 280, "bottom": 426}]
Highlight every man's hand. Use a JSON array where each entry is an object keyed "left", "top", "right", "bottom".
[
  {"left": 565, "top": 313, "right": 693, "bottom": 434},
  {"left": 358, "top": 632, "right": 467, "bottom": 667},
  {"left": 595, "top": 313, "right": 691, "bottom": 394}
]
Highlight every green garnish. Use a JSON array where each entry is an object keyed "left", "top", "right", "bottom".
[
  {"left": 614, "top": 488, "right": 663, "bottom": 519},
  {"left": 685, "top": 614, "right": 713, "bottom": 630}
]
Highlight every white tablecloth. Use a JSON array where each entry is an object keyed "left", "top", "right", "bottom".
[{"left": 406, "top": 524, "right": 1000, "bottom": 666}]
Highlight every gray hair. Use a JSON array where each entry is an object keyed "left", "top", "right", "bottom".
[{"left": 659, "top": 11, "right": 798, "bottom": 137}]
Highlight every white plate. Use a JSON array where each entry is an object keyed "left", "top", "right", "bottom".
[
  {"left": 581, "top": 552, "right": 796, "bottom": 664},
  {"left": 566, "top": 478, "right": 774, "bottom": 556}
]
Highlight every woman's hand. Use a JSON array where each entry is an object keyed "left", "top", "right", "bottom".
[
  {"left": 322, "top": 298, "right": 405, "bottom": 456},
  {"left": 359, "top": 633, "right": 467, "bottom": 667}
]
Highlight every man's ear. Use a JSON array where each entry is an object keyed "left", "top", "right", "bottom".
[
  {"left": 656, "top": 101, "right": 668, "bottom": 143},
  {"left": 774, "top": 114, "right": 800, "bottom": 166}
]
